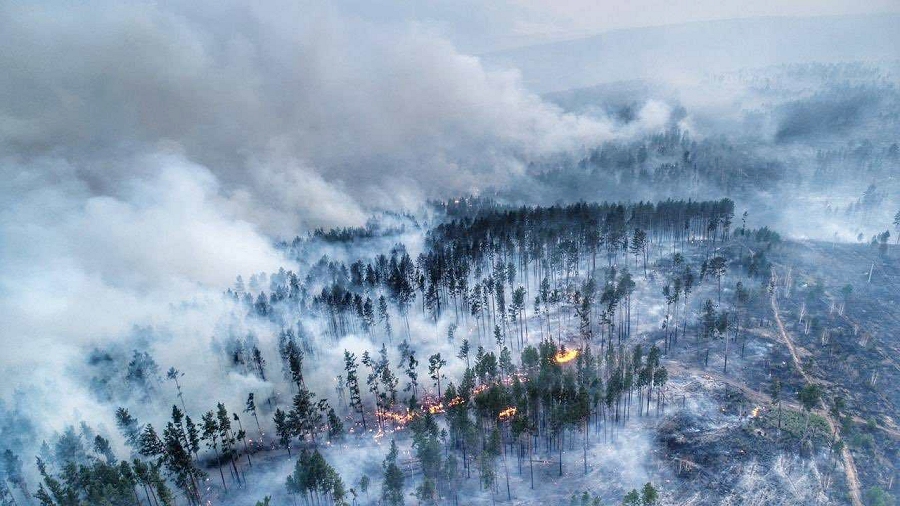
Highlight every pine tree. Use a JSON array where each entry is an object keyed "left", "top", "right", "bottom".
[
  {"left": 428, "top": 353, "right": 446, "bottom": 398},
  {"left": 115, "top": 407, "right": 142, "bottom": 452},
  {"left": 165, "top": 368, "right": 187, "bottom": 414},
  {"left": 216, "top": 403, "right": 241, "bottom": 486},
  {"left": 457, "top": 340, "right": 471, "bottom": 369},
  {"left": 381, "top": 440, "right": 405, "bottom": 506},
  {"left": 201, "top": 411, "right": 228, "bottom": 491},
  {"left": 798, "top": 383, "right": 822, "bottom": 440},
  {"left": 288, "top": 345, "right": 305, "bottom": 390},
  {"left": 233, "top": 412, "right": 252, "bottom": 467},
  {"left": 245, "top": 393, "right": 264, "bottom": 443},
  {"left": 379, "top": 295, "right": 393, "bottom": 340},
  {"left": 273, "top": 409, "right": 292, "bottom": 456},
  {"left": 398, "top": 341, "right": 420, "bottom": 401},
  {"left": 1, "top": 450, "right": 30, "bottom": 503},
  {"left": 344, "top": 350, "right": 367, "bottom": 430},
  {"left": 378, "top": 345, "right": 400, "bottom": 416}
]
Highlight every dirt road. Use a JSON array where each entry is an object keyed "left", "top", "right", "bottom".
[{"left": 770, "top": 285, "right": 863, "bottom": 506}]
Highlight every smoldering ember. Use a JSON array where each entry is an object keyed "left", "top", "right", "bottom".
[{"left": 1, "top": 2, "right": 899, "bottom": 506}]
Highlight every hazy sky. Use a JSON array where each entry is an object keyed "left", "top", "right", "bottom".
[{"left": 334, "top": 0, "right": 900, "bottom": 52}]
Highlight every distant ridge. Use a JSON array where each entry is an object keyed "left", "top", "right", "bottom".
[{"left": 481, "top": 14, "right": 900, "bottom": 93}]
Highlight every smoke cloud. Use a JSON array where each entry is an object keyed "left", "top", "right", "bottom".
[
  {"left": 0, "top": 1, "right": 637, "bottom": 234},
  {"left": 0, "top": 0, "right": 657, "bottom": 457}
]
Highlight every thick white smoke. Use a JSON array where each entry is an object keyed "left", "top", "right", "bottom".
[
  {"left": 0, "top": 0, "right": 649, "bottom": 234},
  {"left": 0, "top": 0, "right": 665, "bottom": 453}
]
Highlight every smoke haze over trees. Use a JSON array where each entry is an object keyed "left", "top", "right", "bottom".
[{"left": 1, "top": 1, "right": 899, "bottom": 505}]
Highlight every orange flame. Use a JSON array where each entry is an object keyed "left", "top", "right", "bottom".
[
  {"left": 374, "top": 379, "right": 525, "bottom": 427},
  {"left": 445, "top": 396, "right": 465, "bottom": 408},
  {"left": 378, "top": 409, "right": 416, "bottom": 425},
  {"left": 555, "top": 348, "right": 579, "bottom": 364},
  {"left": 750, "top": 406, "right": 761, "bottom": 418},
  {"left": 498, "top": 406, "right": 517, "bottom": 420}
]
